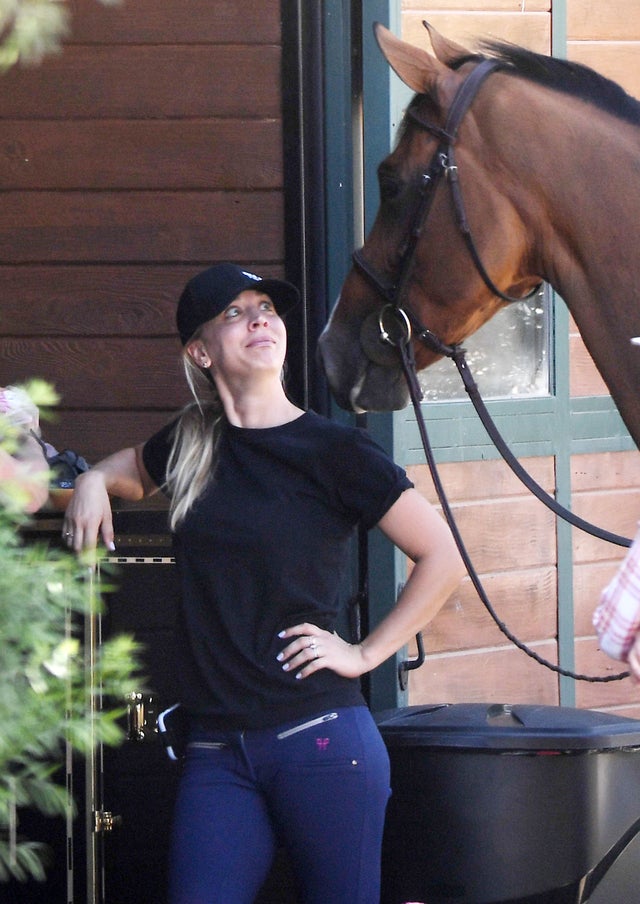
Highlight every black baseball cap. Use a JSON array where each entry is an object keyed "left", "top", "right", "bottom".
[{"left": 177, "top": 263, "right": 300, "bottom": 345}]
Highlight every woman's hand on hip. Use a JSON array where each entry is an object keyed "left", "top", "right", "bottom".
[{"left": 277, "top": 623, "right": 367, "bottom": 680}]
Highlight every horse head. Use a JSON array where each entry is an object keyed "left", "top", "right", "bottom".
[{"left": 318, "top": 23, "right": 540, "bottom": 412}]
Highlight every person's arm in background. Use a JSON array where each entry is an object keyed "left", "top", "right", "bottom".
[
  {"left": 0, "top": 437, "right": 49, "bottom": 513},
  {"left": 593, "top": 529, "right": 640, "bottom": 680},
  {"left": 62, "top": 444, "right": 157, "bottom": 552},
  {"left": 627, "top": 634, "right": 640, "bottom": 682},
  {"left": 0, "top": 385, "right": 49, "bottom": 513}
]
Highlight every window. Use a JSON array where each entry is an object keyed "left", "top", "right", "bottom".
[{"left": 419, "top": 285, "right": 551, "bottom": 401}]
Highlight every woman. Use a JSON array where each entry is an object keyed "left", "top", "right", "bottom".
[{"left": 63, "top": 263, "right": 464, "bottom": 904}]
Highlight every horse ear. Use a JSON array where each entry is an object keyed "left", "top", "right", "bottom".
[
  {"left": 373, "top": 22, "right": 449, "bottom": 95},
  {"left": 423, "top": 20, "right": 471, "bottom": 66}
]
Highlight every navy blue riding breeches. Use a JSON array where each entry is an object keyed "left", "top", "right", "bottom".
[{"left": 168, "top": 705, "right": 391, "bottom": 904}]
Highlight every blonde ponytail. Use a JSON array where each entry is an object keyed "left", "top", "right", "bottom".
[{"left": 166, "top": 351, "right": 225, "bottom": 530}]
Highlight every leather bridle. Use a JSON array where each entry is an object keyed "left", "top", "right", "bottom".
[
  {"left": 352, "top": 59, "right": 631, "bottom": 684},
  {"left": 352, "top": 57, "right": 541, "bottom": 354}
]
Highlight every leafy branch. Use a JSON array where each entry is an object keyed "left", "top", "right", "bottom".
[
  {"left": 0, "top": 0, "right": 122, "bottom": 69},
  {"left": 0, "top": 395, "right": 141, "bottom": 882}
]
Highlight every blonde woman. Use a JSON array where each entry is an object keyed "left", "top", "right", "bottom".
[{"left": 63, "top": 263, "right": 463, "bottom": 904}]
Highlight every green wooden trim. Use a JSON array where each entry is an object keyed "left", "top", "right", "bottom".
[
  {"left": 570, "top": 398, "right": 635, "bottom": 451},
  {"left": 358, "top": 1, "right": 409, "bottom": 712},
  {"left": 551, "top": 0, "right": 568, "bottom": 60},
  {"left": 397, "top": 394, "right": 632, "bottom": 467},
  {"left": 552, "top": 288, "right": 576, "bottom": 704},
  {"left": 324, "top": 1, "right": 407, "bottom": 712},
  {"left": 323, "top": 0, "right": 357, "bottom": 305},
  {"left": 361, "top": 2, "right": 394, "bottom": 233},
  {"left": 398, "top": 397, "right": 557, "bottom": 465}
]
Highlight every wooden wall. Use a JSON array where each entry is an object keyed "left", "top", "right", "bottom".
[
  {"left": 401, "top": 0, "right": 551, "bottom": 54},
  {"left": 408, "top": 453, "right": 640, "bottom": 716},
  {"left": 400, "top": 1, "right": 640, "bottom": 714},
  {"left": 567, "top": 0, "right": 640, "bottom": 98},
  {"left": 0, "top": 0, "right": 288, "bottom": 466},
  {"left": 407, "top": 456, "right": 560, "bottom": 707}
]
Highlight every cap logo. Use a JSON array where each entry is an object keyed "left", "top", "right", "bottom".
[{"left": 241, "top": 270, "right": 261, "bottom": 282}]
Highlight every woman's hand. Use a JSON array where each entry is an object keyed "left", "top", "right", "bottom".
[
  {"left": 277, "top": 623, "right": 367, "bottom": 680},
  {"left": 61, "top": 445, "right": 152, "bottom": 553},
  {"left": 627, "top": 635, "right": 640, "bottom": 683},
  {"left": 62, "top": 469, "right": 114, "bottom": 553}
]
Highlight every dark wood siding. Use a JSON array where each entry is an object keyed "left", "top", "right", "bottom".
[{"left": 0, "top": 0, "right": 291, "bottom": 464}]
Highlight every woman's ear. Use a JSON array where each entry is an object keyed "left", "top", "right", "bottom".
[{"left": 186, "top": 339, "right": 210, "bottom": 370}]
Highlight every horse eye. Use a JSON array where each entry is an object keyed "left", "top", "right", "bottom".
[{"left": 378, "top": 169, "right": 402, "bottom": 204}]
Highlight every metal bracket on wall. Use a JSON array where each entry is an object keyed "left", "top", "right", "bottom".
[{"left": 398, "top": 632, "right": 426, "bottom": 692}]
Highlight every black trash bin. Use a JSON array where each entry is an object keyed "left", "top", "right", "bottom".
[{"left": 376, "top": 703, "right": 640, "bottom": 904}]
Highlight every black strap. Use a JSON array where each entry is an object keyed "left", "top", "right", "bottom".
[
  {"left": 409, "top": 58, "right": 543, "bottom": 306},
  {"left": 451, "top": 350, "right": 632, "bottom": 549},
  {"left": 396, "top": 338, "right": 630, "bottom": 683}
]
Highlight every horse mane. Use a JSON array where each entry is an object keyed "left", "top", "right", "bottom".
[{"left": 475, "top": 41, "right": 640, "bottom": 127}]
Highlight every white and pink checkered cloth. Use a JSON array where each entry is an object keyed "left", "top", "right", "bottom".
[{"left": 593, "top": 527, "right": 640, "bottom": 661}]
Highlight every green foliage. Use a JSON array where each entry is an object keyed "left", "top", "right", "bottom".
[
  {"left": 19, "top": 378, "right": 59, "bottom": 412},
  {"left": 0, "top": 0, "right": 122, "bottom": 70},
  {"left": 0, "top": 402, "right": 141, "bottom": 882}
]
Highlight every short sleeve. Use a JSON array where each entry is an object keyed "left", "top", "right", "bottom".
[
  {"left": 335, "top": 427, "right": 413, "bottom": 529},
  {"left": 141, "top": 419, "right": 177, "bottom": 490}
]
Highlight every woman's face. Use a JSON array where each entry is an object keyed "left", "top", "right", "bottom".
[{"left": 188, "top": 289, "right": 287, "bottom": 383}]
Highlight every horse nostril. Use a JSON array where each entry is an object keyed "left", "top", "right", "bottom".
[{"left": 359, "top": 312, "right": 404, "bottom": 367}]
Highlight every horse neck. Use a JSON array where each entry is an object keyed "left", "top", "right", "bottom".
[
  {"left": 473, "top": 78, "right": 640, "bottom": 447},
  {"left": 475, "top": 77, "right": 639, "bottom": 303}
]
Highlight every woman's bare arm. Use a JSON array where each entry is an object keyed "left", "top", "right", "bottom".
[{"left": 62, "top": 444, "right": 157, "bottom": 552}]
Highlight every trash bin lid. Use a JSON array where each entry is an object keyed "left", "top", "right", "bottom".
[{"left": 375, "top": 703, "right": 640, "bottom": 751}]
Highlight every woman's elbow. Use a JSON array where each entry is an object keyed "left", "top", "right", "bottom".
[{"left": 431, "top": 524, "right": 466, "bottom": 589}]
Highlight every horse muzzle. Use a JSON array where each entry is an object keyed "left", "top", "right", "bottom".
[{"left": 318, "top": 313, "right": 410, "bottom": 412}]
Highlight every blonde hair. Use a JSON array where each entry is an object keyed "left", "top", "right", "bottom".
[{"left": 166, "top": 348, "right": 226, "bottom": 530}]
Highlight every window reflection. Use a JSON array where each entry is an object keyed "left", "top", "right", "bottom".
[{"left": 419, "top": 285, "right": 550, "bottom": 401}]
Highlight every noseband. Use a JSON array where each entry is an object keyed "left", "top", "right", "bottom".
[{"left": 353, "top": 57, "right": 541, "bottom": 357}]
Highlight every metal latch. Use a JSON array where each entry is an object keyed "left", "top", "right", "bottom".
[
  {"left": 125, "top": 691, "right": 159, "bottom": 742},
  {"left": 93, "top": 810, "right": 122, "bottom": 834}
]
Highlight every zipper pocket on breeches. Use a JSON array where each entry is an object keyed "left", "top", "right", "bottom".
[{"left": 276, "top": 712, "right": 339, "bottom": 740}]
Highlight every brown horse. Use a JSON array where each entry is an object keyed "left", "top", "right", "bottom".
[{"left": 318, "top": 23, "right": 640, "bottom": 447}]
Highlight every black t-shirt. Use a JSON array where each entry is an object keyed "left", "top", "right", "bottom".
[{"left": 142, "top": 409, "right": 413, "bottom": 729}]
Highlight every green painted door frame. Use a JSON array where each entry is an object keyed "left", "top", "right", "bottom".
[{"left": 323, "top": 0, "right": 408, "bottom": 711}]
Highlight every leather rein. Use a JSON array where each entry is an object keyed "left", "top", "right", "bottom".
[{"left": 353, "top": 59, "right": 630, "bottom": 683}]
